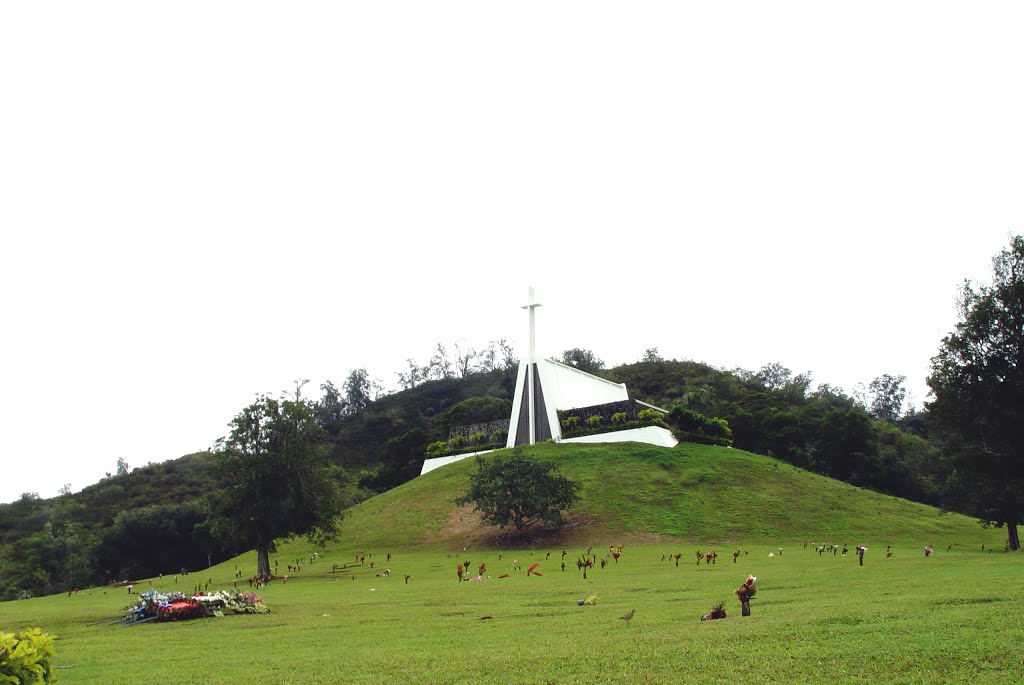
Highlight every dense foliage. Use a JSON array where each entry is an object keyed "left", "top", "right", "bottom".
[
  {"left": 667, "top": 407, "right": 733, "bottom": 446},
  {"left": 0, "top": 628, "right": 56, "bottom": 684},
  {"left": 0, "top": 454, "right": 226, "bottom": 600},
  {"left": 927, "top": 235, "right": 1024, "bottom": 550}
]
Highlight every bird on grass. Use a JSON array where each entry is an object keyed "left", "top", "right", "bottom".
[{"left": 620, "top": 609, "right": 635, "bottom": 624}]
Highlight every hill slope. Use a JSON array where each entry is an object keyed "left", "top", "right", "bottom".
[{"left": 332, "top": 442, "right": 995, "bottom": 551}]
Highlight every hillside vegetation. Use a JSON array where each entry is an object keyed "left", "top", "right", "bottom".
[{"left": 0, "top": 357, "right": 974, "bottom": 601}]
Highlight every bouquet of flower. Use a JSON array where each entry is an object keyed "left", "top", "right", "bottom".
[
  {"left": 225, "top": 590, "right": 269, "bottom": 615},
  {"left": 734, "top": 575, "right": 757, "bottom": 600},
  {"left": 701, "top": 600, "right": 727, "bottom": 621}
]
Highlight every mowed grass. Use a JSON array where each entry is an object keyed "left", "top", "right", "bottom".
[
  {"left": 2, "top": 443, "right": 1020, "bottom": 683},
  {"left": 1, "top": 543, "right": 1021, "bottom": 684},
  {"left": 338, "top": 442, "right": 1002, "bottom": 549}
]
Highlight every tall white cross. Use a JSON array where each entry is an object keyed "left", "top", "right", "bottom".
[
  {"left": 521, "top": 287, "right": 542, "bottom": 443},
  {"left": 521, "top": 286, "right": 542, "bottom": 362}
]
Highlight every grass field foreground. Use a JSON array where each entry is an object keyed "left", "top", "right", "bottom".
[{"left": 2, "top": 542, "right": 1021, "bottom": 684}]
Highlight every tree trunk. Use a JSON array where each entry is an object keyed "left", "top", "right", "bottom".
[
  {"left": 257, "top": 543, "right": 271, "bottom": 580},
  {"left": 1008, "top": 520, "right": 1020, "bottom": 551}
]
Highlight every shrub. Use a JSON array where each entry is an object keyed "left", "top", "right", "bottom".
[
  {"left": 561, "top": 416, "right": 581, "bottom": 429},
  {"left": 587, "top": 415, "right": 603, "bottom": 427},
  {"left": 637, "top": 408, "right": 668, "bottom": 427},
  {"left": 610, "top": 412, "right": 627, "bottom": 424},
  {"left": 469, "top": 432, "right": 488, "bottom": 445},
  {"left": 425, "top": 441, "right": 448, "bottom": 458},
  {"left": 667, "top": 407, "right": 733, "bottom": 446},
  {"left": 447, "top": 436, "right": 466, "bottom": 450},
  {"left": 0, "top": 628, "right": 57, "bottom": 684},
  {"left": 491, "top": 429, "right": 508, "bottom": 443}
]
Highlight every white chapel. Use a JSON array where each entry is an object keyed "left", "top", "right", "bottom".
[{"left": 419, "top": 287, "right": 676, "bottom": 476}]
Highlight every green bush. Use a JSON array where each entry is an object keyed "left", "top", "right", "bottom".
[
  {"left": 469, "top": 432, "right": 488, "bottom": 445},
  {"left": 586, "top": 415, "right": 603, "bottom": 427},
  {"left": 611, "top": 412, "right": 627, "bottom": 424},
  {"left": 0, "top": 628, "right": 57, "bottom": 684},
  {"left": 425, "top": 441, "right": 448, "bottom": 458},
  {"left": 561, "top": 416, "right": 581, "bottom": 429},
  {"left": 667, "top": 407, "right": 733, "bottom": 446},
  {"left": 637, "top": 408, "right": 668, "bottom": 427},
  {"left": 491, "top": 429, "right": 508, "bottom": 443},
  {"left": 447, "top": 436, "right": 466, "bottom": 450}
]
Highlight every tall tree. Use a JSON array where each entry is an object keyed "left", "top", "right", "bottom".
[
  {"left": 642, "top": 347, "right": 664, "bottom": 362},
  {"left": 561, "top": 348, "right": 604, "bottom": 374},
  {"left": 314, "top": 380, "right": 347, "bottom": 433},
  {"left": 285, "top": 378, "right": 310, "bottom": 403},
  {"left": 209, "top": 395, "right": 344, "bottom": 579},
  {"left": 342, "top": 368, "right": 379, "bottom": 414},
  {"left": 867, "top": 374, "right": 907, "bottom": 422},
  {"left": 756, "top": 363, "right": 792, "bottom": 390},
  {"left": 495, "top": 338, "right": 518, "bottom": 371},
  {"left": 396, "top": 358, "right": 425, "bottom": 390},
  {"left": 927, "top": 235, "right": 1024, "bottom": 550},
  {"left": 427, "top": 343, "right": 454, "bottom": 380},
  {"left": 454, "top": 342, "right": 478, "bottom": 379}
]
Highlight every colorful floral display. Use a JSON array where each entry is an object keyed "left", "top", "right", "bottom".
[{"left": 121, "top": 590, "right": 269, "bottom": 625}]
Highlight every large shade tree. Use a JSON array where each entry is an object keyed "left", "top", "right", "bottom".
[
  {"left": 927, "top": 235, "right": 1024, "bottom": 550},
  {"left": 209, "top": 395, "right": 345, "bottom": 579},
  {"left": 457, "top": 448, "right": 579, "bottom": 537}
]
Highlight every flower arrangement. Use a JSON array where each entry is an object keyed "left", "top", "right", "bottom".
[
  {"left": 701, "top": 601, "right": 727, "bottom": 621},
  {"left": 121, "top": 590, "right": 269, "bottom": 624},
  {"left": 735, "top": 575, "right": 757, "bottom": 597},
  {"left": 734, "top": 576, "right": 757, "bottom": 616}
]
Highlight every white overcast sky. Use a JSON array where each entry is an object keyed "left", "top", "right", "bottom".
[{"left": 2, "top": 2, "right": 1022, "bottom": 503}]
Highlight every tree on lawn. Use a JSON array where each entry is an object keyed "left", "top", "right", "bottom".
[
  {"left": 457, "top": 448, "right": 579, "bottom": 537},
  {"left": 209, "top": 395, "right": 345, "bottom": 579},
  {"left": 927, "top": 235, "right": 1024, "bottom": 551}
]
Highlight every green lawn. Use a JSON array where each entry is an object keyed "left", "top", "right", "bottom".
[
  {"left": 336, "top": 443, "right": 1004, "bottom": 550},
  {"left": 3, "top": 443, "right": 1019, "bottom": 683},
  {"left": 2, "top": 542, "right": 1020, "bottom": 684}
]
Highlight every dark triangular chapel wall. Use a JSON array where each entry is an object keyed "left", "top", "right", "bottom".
[
  {"left": 513, "top": 363, "right": 551, "bottom": 445},
  {"left": 514, "top": 376, "right": 531, "bottom": 445},
  {"left": 532, "top": 364, "right": 552, "bottom": 441}
]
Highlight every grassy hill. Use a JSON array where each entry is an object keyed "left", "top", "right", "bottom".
[{"left": 331, "top": 442, "right": 1000, "bottom": 552}]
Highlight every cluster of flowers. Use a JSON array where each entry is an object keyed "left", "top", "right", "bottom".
[
  {"left": 125, "top": 590, "right": 268, "bottom": 623},
  {"left": 192, "top": 590, "right": 270, "bottom": 616},
  {"left": 734, "top": 575, "right": 758, "bottom": 601}
]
